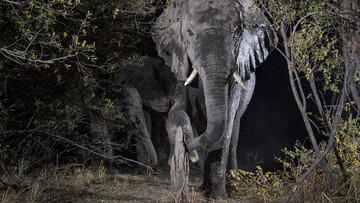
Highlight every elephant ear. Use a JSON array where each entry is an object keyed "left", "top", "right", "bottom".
[
  {"left": 236, "top": 0, "right": 278, "bottom": 80},
  {"left": 152, "top": 1, "right": 189, "bottom": 81},
  {"left": 114, "top": 65, "right": 144, "bottom": 87},
  {"left": 137, "top": 58, "right": 170, "bottom": 112}
]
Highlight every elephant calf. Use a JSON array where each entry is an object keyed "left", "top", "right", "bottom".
[
  {"left": 113, "top": 57, "right": 177, "bottom": 168},
  {"left": 61, "top": 57, "right": 176, "bottom": 173}
]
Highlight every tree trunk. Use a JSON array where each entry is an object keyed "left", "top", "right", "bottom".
[{"left": 170, "top": 127, "right": 189, "bottom": 201}]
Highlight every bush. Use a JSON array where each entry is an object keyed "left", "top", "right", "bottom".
[
  {"left": 229, "top": 135, "right": 360, "bottom": 202},
  {"left": 0, "top": 0, "right": 164, "bottom": 172}
]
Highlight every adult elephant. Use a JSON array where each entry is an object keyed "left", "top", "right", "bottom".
[{"left": 152, "top": 0, "right": 278, "bottom": 199}]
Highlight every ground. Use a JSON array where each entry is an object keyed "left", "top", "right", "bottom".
[{"left": 0, "top": 165, "right": 254, "bottom": 203}]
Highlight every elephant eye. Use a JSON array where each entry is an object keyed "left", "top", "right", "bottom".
[
  {"left": 233, "top": 26, "right": 242, "bottom": 39},
  {"left": 187, "top": 28, "right": 194, "bottom": 37}
]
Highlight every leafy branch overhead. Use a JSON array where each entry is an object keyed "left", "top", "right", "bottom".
[
  {"left": 0, "top": 0, "right": 95, "bottom": 67},
  {"left": 0, "top": 0, "right": 163, "bottom": 169},
  {"left": 0, "top": 0, "right": 161, "bottom": 69}
]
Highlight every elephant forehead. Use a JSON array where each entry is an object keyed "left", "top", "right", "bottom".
[{"left": 186, "top": 0, "right": 239, "bottom": 30}]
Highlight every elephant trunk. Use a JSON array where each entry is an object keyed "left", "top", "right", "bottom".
[
  {"left": 185, "top": 31, "right": 232, "bottom": 151},
  {"left": 186, "top": 65, "right": 230, "bottom": 151}
]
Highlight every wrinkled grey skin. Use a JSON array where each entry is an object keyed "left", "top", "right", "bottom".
[
  {"left": 117, "top": 86, "right": 159, "bottom": 167},
  {"left": 153, "top": 0, "right": 277, "bottom": 198}
]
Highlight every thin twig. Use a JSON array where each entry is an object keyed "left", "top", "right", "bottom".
[
  {"left": 53, "top": 135, "right": 153, "bottom": 170},
  {"left": 282, "top": 80, "right": 346, "bottom": 203},
  {"left": 281, "top": 19, "right": 333, "bottom": 187}
]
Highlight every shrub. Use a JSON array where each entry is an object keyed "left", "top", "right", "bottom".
[{"left": 229, "top": 135, "right": 360, "bottom": 202}]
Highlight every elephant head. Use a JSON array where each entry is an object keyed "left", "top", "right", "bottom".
[
  {"left": 152, "top": 0, "right": 278, "bottom": 152},
  {"left": 114, "top": 57, "right": 172, "bottom": 113}
]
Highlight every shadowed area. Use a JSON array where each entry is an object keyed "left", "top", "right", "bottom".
[{"left": 238, "top": 50, "right": 308, "bottom": 171}]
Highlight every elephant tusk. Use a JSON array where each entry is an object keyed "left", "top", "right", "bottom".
[
  {"left": 189, "top": 150, "right": 199, "bottom": 163},
  {"left": 233, "top": 72, "right": 248, "bottom": 90},
  {"left": 184, "top": 69, "right": 198, "bottom": 86}
]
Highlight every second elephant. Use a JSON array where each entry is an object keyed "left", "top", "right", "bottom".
[
  {"left": 113, "top": 57, "right": 176, "bottom": 167},
  {"left": 63, "top": 57, "right": 175, "bottom": 172}
]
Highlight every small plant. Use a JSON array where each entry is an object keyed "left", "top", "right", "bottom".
[
  {"left": 94, "top": 165, "right": 107, "bottom": 183},
  {"left": 229, "top": 165, "right": 288, "bottom": 202},
  {"left": 26, "top": 173, "right": 50, "bottom": 203}
]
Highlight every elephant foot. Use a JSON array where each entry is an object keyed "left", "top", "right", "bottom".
[
  {"left": 202, "top": 161, "right": 228, "bottom": 200},
  {"left": 202, "top": 184, "right": 228, "bottom": 200},
  {"left": 208, "top": 190, "right": 228, "bottom": 200}
]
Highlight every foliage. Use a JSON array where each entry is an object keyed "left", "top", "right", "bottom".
[
  {"left": 0, "top": 0, "right": 163, "bottom": 171},
  {"left": 230, "top": 0, "right": 360, "bottom": 201},
  {"left": 229, "top": 142, "right": 315, "bottom": 202},
  {"left": 229, "top": 166, "right": 286, "bottom": 201},
  {"left": 260, "top": 0, "right": 345, "bottom": 92},
  {"left": 229, "top": 137, "right": 360, "bottom": 202},
  {"left": 336, "top": 106, "right": 360, "bottom": 174}
]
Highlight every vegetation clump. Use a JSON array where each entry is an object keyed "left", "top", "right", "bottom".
[
  {"left": 0, "top": 0, "right": 163, "bottom": 172},
  {"left": 0, "top": 0, "right": 359, "bottom": 202},
  {"left": 229, "top": 0, "right": 360, "bottom": 202}
]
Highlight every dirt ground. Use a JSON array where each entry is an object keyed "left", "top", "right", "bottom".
[{"left": 0, "top": 165, "right": 250, "bottom": 203}]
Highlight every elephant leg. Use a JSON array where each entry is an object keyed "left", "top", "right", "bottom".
[
  {"left": 202, "top": 138, "right": 230, "bottom": 199},
  {"left": 135, "top": 133, "right": 150, "bottom": 165},
  {"left": 124, "top": 87, "right": 158, "bottom": 166},
  {"left": 230, "top": 74, "right": 256, "bottom": 169},
  {"left": 135, "top": 110, "right": 153, "bottom": 167},
  {"left": 202, "top": 147, "right": 227, "bottom": 199},
  {"left": 229, "top": 113, "right": 240, "bottom": 170},
  {"left": 134, "top": 117, "right": 158, "bottom": 166}
]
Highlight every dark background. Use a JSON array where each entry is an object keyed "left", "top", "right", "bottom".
[{"left": 237, "top": 50, "right": 308, "bottom": 171}]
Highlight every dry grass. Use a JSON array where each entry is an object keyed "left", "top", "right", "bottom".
[
  {"left": 3, "top": 147, "right": 358, "bottom": 203},
  {"left": 0, "top": 164, "right": 242, "bottom": 203}
]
